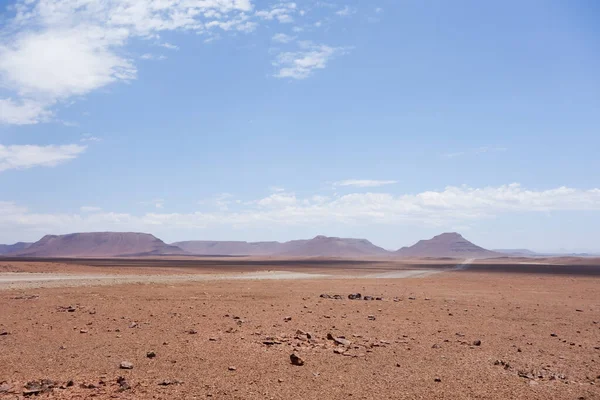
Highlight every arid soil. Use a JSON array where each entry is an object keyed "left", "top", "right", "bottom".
[{"left": 0, "top": 260, "right": 599, "bottom": 399}]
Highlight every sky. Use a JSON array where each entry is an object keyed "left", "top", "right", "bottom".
[{"left": 0, "top": 0, "right": 599, "bottom": 252}]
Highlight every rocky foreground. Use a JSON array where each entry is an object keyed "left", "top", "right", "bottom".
[{"left": 0, "top": 268, "right": 599, "bottom": 399}]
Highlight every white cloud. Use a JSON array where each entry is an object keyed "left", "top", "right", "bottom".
[
  {"left": 255, "top": 2, "right": 297, "bottom": 23},
  {"left": 0, "top": 144, "right": 86, "bottom": 172},
  {"left": 272, "top": 33, "right": 296, "bottom": 43},
  {"left": 141, "top": 53, "right": 167, "bottom": 60},
  {"left": 80, "top": 134, "right": 102, "bottom": 142},
  {"left": 335, "top": 180, "right": 398, "bottom": 188},
  {"left": 0, "top": 98, "right": 52, "bottom": 125},
  {"left": 273, "top": 42, "right": 349, "bottom": 79},
  {"left": 269, "top": 186, "right": 286, "bottom": 192},
  {"left": 2, "top": 184, "right": 600, "bottom": 242},
  {"left": 199, "top": 193, "right": 235, "bottom": 211},
  {"left": 80, "top": 206, "right": 102, "bottom": 212},
  {"left": 375, "top": 7, "right": 383, "bottom": 13},
  {"left": 159, "top": 42, "right": 179, "bottom": 50},
  {"left": 257, "top": 192, "right": 297, "bottom": 207},
  {"left": 0, "top": 0, "right": 312, "bottom": 125},
  {"left": 335, "top": 6, "right": 356, "bottom": 16}
]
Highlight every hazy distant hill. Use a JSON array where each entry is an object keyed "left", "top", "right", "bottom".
[
  {"left": 0, "top": 242, "right": 32, "bottom": 255},
  {"left": 12, "top": 232, "right": 185, "bottom": 257},
  {"left": 174, "top": 235, "right": 390, "bottom": 257},
  {"left": 278, "top": 235, "right": 390, "bottom": 257},
  {"left": 173, "top": 240, "right": 283, "bottom": 256},
  {"left": 494, "top": 249, "right": 540, "bottom": 257},
  {"left": 396, "top": 232, "right": 500, "bottom": 259}
]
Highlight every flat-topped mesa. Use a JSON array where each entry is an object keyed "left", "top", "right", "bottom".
[{"left": 10, "top": 232, "right": 185, "bottom": 257}]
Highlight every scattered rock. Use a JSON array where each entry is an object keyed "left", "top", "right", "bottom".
[
  {"left": 11, "top": 294, "right": 39, "bottom": 300},
  {"left": 129, "top": 322, "right": 138, "bottom": 328},
  {"left": 518, "top": 371, "right": 534, "bottom": 380},
  {"left": 120, "top": 361, "right": 134, "bottom": 370},
  {"left": 550, "top": 333, "right": 557, "bottom": 337},
  {"left": 363, "top": 296, "right": 374, "bottom": 301},
  {"left": 23, "top": 380, "right": 56, "bottom": 396},
  {"left": 319, "top": 294, "right": 331, "bottom": 299},
  {"left": 59, "top": 380, "right": 74, "bottom": 389},
  {"left": 434, "top": 377, "right": 441, "bottom": 382},
  {"left": 332, "top": 295, "right": 343, "bottom": 300},
  {"left": 473, "top": 340, "right": 481, "bottom": 346},
  {"left": 80, "top": 383, "right": 96, "bottom": 389},
  {"left": 147, "top": 351, "right": 156, "bottom": 358},
  {"left": 188, "top": 329, "right": 198, "bottom": 334},
  {"left": 576, "top": 309, "right": 583, "bottom": 312},
  {"left": 348, "top": 293, "right": 362, "bottom": 300},
  {"left": 375, "top": 297, "right": 383, "bottom": 301},
  {"left": 79, "top": 329, "right": 88, "bottom": 334},
  {"left": 0, "top": 331, "right": 9, "bottom": 336},
  {"left": 263, "top": 337, "right": 283, "bottom": 346},
  {"left": 117, "top": 376, "right": 130, "bottom": 391},
  {"left": 284, "top": 316, "right": 292, "bottom": 322},
  {"left": 494, "top": 360, "right": 511, "bottom": 369},
  {"left": 0, "top": 382, "right": 12, "bottom": 393},
  {"left": 158, "top": 379, "right": 182, "bottom": 386},
  {"left": 290, "top": 353, "right": 304, "bottom": 366},
  {"left": 408, "top": 296, "right": 416, "bottom": 300},
  {"left": 228, "top": 366, "right": 236, "bottom": 371},
  {"left": 368, "top": 315, "right": 376, "bottom": 321}
]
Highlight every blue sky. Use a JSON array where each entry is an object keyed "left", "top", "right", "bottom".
[{"left": 0, "top": 0, "right": 599, "bottom": 252}]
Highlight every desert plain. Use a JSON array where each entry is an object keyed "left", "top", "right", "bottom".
[{"left": 0, "top": 257, "right": 599, "bottom": 399}]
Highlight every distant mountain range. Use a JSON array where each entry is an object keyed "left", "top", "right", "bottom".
[
  {"left": 173, "top": 235, "right": 390, "bottom": 258},
  {"left": 0, "top": 231, "right": 569, "bottom": 259}
]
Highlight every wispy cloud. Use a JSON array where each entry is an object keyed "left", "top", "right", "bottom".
[
  {"left": 159, "top": 42, "right": 179, "bottom": 50},
  {"left": 443, "top": 146, "right": 507, "bottom": 158},
  {"left": 141, "top": 53, "right": 167, "bottom": 61},
  {"left": 272, "top": 33, "right": 296, "bottom": 43},
  {"left": 3, "top": 184, "right": 600, "bottom": 240},
  {"left": 80, "top": 133, "right": 102, "bottom": 143},
  {"left": 255, "top": 2, "right": 298, "bottom": 23},
  {"left": 334, "top": 179, "right": 398, "bottom": 188},
  {"left": 273, "top": 41, "right": 350, "bottom": 79},
  {"left": 336, "top": 6, "right": 356, "bottom": 16},
  {"left": 0, "top": 99, "right": 52, "bottom": 125},
  {"left": 0, "top": 144, "right": 86, "bottom": 172},
  {"left": 199, "top": 193, "right": 236, "bottom": 211},
  {"left": 0, "top": 0, "right": 323, "bottom": 126}
]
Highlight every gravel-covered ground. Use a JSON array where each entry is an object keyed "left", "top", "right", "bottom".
[{"left": 1, "top": 260, "right": 599, "bottom": 399}]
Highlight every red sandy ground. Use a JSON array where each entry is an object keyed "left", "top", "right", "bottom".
[{"left": 0, "top": 261, "right": 599, "bottom": 399}]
